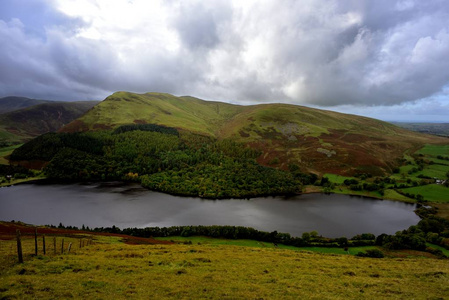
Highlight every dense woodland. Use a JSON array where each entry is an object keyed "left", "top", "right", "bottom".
[{"left": 10, "top": 124, "right": 304, "bottom": 198}]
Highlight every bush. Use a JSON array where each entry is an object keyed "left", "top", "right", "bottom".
[
  {"left": 13, "top": 173, "right": 28, "bottom": 179},
  {"left": 356, "top": 249, "right": 384, "bottom": 258}
]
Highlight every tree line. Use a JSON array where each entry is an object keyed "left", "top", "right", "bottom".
[{"left": 52, "top": 209, "right": 449, "bottom": 257}]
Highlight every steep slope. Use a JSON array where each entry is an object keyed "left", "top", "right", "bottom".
[
  {"left": 220, "top": 103, "right": 439, "bottom": 176},
  {"left": 0, "top": 101, "right": 98, "bottom": 145},
  {"left": 60, "top": 92, "right": 447, "bottom": 175},
  {"left": 0, "top": 96, "right": 51, "bottom": 114}
]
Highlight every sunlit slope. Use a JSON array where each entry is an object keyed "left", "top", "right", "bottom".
[
  {"left": 61, "top": 92, "right": 446, "bottom": 175},
  {"left": 61, "top": 92, "right": 242, "bottom": 136}
]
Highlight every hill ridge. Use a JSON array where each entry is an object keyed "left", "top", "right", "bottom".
[
  {"left": 56, "top": 91, "right": 447, "bottom": 175},
  {"left": 0, "top": 100, "right": 98, "bottom": 145}
]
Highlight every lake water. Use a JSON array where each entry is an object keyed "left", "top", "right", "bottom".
[{"left": 0, "top": 181, "right": 420, "bottom": 238}]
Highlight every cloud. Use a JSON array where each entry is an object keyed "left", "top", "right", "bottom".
[{"left": 0, "top": 0, "right": 448, "bottom": 118}]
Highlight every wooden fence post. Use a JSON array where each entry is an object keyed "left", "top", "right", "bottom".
[
  {"left": 53, "top": 237, "right": 56, "bottom": 255},
  {"left": 34, "top": 227, "right": 38, "bottom": 256},
  {"left": 43, "top": 235, "right": 46, "bottom": 255},
  {"left": 79, "top": 239, "right": 82, "bottom": 248},
  {"left": 61, "top": 239, "right": 64, "bottom": 254},
  {"left": 16, "top": 230, "right": 23, "bottom": 264},
  {"left": 68, "top": 243, "right": 72, "bottom": 253}
]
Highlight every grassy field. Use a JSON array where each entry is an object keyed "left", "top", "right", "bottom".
[
  {"left": 156, "top": 236, "right": 378, "bottom": 255},
  {"left": 1, "top": 232, "right": 449, "bottom": 299},
  {"left": 0, "top": 176, "right": 45, "bottom": 187},
  {"left": 399, "top": 184, "right": 449, "bottom": 203},
  {"left": 0, "top": 144, "right": 21, "bottom": 164},
  {"left": 416, "top": 144, "right": 449, "bottom": 156},
  {"left": 382, "top": 189, "right": 415, "bottom": 202},
  {"left": 323, "top": 173, "right": 354, "bottom": 184}
]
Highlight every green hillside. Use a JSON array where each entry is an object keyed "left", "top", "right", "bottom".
[
  {"left": 61, "top": 92, "right": 446, "bottom": 176},
  {"left": 0, "top": 101, "right": 98, "bottom": 146},
  {"left": 7, "top": 91, "right": 449, "bottom": 199},
  {"left": 62, "top": 92, "right": 240, "bottom": 135}
]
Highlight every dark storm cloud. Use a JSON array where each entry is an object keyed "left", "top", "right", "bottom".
[
  {"left": 0, "top": 0, "right": 448, "bottom": 119},
  {"left": 170, "top": 1, "right": 232, "bottom": 50}
]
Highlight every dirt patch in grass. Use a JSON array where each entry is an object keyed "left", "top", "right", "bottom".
[
  {"left": 11, "top": 160, "right": 48, "bottom": 170},
  {"left": 0, "top": 221, "right": 171, "bottom": 245},
  {"left": 93, "top": 123, "right": 112, "bottom": 130},
  {"left": 435, "top": 203, "right": 449, "bottom": 219}
]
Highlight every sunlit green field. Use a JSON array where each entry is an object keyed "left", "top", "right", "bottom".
[
  {"left": 399, "top": 184, "right": 449, "bottom": 203},
  {"left": 416, "top": 144, "right": 449, "bottom": 156}
]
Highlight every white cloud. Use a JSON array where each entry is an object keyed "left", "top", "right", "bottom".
[{"left": 0, "top": 0, "right": 448, "bottom": 121}]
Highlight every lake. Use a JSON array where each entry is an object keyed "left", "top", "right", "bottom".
[{"left": 0, "top": 181, "right": 420, "bottom": 238}]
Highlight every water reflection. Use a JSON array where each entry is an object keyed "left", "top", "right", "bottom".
[{"left": 0, "top": 182, "right": 419, "bottom": 238}]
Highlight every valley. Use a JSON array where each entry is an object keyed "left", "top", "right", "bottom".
[
  {"left": 2, "top": 92, "right": 447, "bottom": 204},
  {"left": 0, "top": 96, "right": 98, "bottom": 146},
  {"left": 0, "top": 93, "right": 448, "bottom": 299}
]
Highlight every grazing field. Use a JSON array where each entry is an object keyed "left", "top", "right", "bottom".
[
  {"left": 323, "top": 173, "right": 354, "bottom": 184},
  {"left": 1, "top": 231, "right": 449, "bottom": 299},
  {"left": 416, "top": 144, "right": 449, "bottom": 156},
  {"left": 399, "top": 184, "right": 449, "bottom": 203},
  {"left": 156, "top": 236, "right": 378, "bottom": 255},
  {"left": 0, "top": 144, "right": 21, "bottom": 164}
]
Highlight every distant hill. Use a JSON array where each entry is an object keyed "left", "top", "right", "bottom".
[
  {"left": 393, "top": 122, "right": 449, "bottom": 137},
  {"left": 0, "top": 101, "right": 98, "bottom": 146},
  {"left": 0, "top": 96, "right": 51, "bottom": 114},
  {"left": 60, "top": 92, "right": 447, "bottom": 176}
]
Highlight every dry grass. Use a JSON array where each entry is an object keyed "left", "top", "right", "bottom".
[{"left": 1, "top": 234, "right": 449, "bottom": 299}]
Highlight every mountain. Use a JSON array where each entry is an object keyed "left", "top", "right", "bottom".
[
  {"left": 60, "top": 92, "right": 446, "bottom": 176},
  {"left": 0, "top": 101, "right": 98, "bottom": 145},
  {"left": 393, "top": 122, "right": 449, "bottom": 137},
  {"left": 0, "top": 96, "right": 51, "bottom": 114}
]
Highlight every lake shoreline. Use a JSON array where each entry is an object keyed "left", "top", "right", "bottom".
[
  {"left": 0, "top": 181, "right": 420, "bottom": 238},
  {"left": 1, "top": 177, "right": 418, "bottom": 205}
]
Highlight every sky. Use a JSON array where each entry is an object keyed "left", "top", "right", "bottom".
[{"left": 1, "top": 0, "right": 449, "bottom": 122}]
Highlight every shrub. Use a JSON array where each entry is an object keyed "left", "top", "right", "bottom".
[{"left": 356, "top": 249, "right": 384, "bottom": 258}]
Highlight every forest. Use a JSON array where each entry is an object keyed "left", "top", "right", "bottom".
[{"left": 10, "top": 124, "right": 305, "bottom": 198}]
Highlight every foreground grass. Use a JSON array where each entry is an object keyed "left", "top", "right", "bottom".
[
  {"left": 0, "top": 176, "right": 46, "bottom": 187},
  {"left": 1, "top": 235, "right": 449, "bottom": 299}
]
